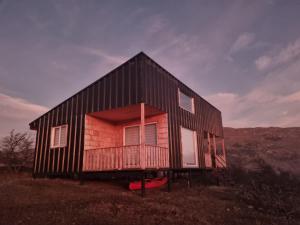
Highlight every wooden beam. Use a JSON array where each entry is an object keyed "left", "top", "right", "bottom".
[
  {"left": 222, "top": 138, "right": 226, "bottom": 166},
  {"left": 213, "top": 135, "right": 217, "bottom": 156},
  {"left": 207, "top": 133, "right": 211, "bottom": 155},
  {"left": 213, "top": 134, "right": 217, "bottom": 168},
  {"left": 141, "top": 171, "right": 145, "bottom": 197},
  {"left": 140, "top": 103, "right": 145, "bottom": 169},
  {"left": 187, "top": 169, "right": 192, "bottom": 188},
  {"left": 167, "top": 170, "right": 172, "bottom": 192}
]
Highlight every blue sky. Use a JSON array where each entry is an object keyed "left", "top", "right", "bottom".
[{"left": 1, "top": 0, "right": 300, "bottom": 136}]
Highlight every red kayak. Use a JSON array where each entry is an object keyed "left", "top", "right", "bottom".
[{"left": 129, "top": 177, "right": 168, "bottom": 190}]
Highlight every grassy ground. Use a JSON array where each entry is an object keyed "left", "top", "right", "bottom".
[{"left": 0, "top": 171, "right": 298, "bottom": 225}]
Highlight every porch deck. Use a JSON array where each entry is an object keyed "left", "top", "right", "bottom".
[{"left": 83, "top": 144, "right": 169, "bottom": 171}]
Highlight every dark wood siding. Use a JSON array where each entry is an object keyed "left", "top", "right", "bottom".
[
  {"left": 140, "top": 54, "right": 223, "bottom": 169},
  {"left": 30, "top": 52, "right": 223, "bottom": 176},
  {"left": 31, "top": 54, "right": 143, "bottom": 176}
]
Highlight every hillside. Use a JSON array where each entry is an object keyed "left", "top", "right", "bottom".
[{"left": 224, "top": 127, "right": 300, "bottom": 176}]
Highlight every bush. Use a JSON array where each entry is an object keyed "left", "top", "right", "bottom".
[
  {"left": 227, "top": 164, "right": 300, "bottom": 223},
  {"left": 0, "top": 130, "right": 34, "bottom": 172}
]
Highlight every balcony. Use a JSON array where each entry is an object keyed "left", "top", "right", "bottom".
[
  {"left": 82, "top": 103, "right": 169, "bottom": 172},
  {"left": 83, "top": 144, "right": 169, "bottom": 171}
]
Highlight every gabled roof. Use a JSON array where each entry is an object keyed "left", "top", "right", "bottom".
[{"left": 30, "top": 51, "right": 220, "bottom": 127}]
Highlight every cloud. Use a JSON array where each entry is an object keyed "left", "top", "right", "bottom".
[
  {"left": 255, "top": 55, "right": 272, "bottom": 71},
  {"left": 255, "top": 38, "right": 300, "bottom": 71},
  {"left": 143, "top": 16, "right": 219, "bottom": 83},
  {"left": 79, "top": 47, "right": 126, "bottom": 65},
  {"left": 230, "top": 32, "right": 255, "bottom": 53},
  {"left": 0, "top": 93, "right": 48, "bottom": 137},
  {"left": 206, "top": 90, "right": 300, "bottom": 128},
  {"left": 206, "top": 58, "right": 300, "bottom": 127},
  {"left": 278, "top": 91, "right": 300, "bottom": 103},
  {"left": 146, "top": 14, "right": 167, "bottom": 35}
]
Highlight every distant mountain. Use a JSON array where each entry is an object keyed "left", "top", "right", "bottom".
[{"left": 224, "top": 127, "right": 300, "bottom": 176}]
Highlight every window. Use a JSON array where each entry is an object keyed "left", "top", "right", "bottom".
[
  {"left": 51, "top": 125, "right": 68, "bottom": 148},
  {"left": 180, "top": 127, "right": 198, "bottom": 167},
  {"left": 178, "top": 89, "right": 195, "bottom": 113},
  {"left": 145, "top": 124, "right": 157, "bottom": 145},
  {"left": 124, "top": 124, "right": 157, "bottom": 146},
  {"left": 125, "top": 126, "right": 140, "bottom": 145}
]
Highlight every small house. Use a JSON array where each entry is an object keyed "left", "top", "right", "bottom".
[{"left": 29, "top": 52, "right": 226, "bottom": 180}]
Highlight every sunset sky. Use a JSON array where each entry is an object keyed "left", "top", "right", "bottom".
[{"left": 1, "top": 0, "right": 300, "bottom": 137}]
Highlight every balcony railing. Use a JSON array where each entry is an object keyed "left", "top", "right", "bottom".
[
  {"left": 215, "top": 154, "right": 226, "bottom": 168},
  {"left": 83, "top": 145, "right": 169, "bottom": 171}
]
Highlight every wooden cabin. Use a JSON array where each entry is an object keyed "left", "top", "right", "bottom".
[{"left": 29, "top": 52, "right": 226, "bottom": 179}]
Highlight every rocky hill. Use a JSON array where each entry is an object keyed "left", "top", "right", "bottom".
[{"left": 224, "top": 127, "right": 300, "bottom": 177}]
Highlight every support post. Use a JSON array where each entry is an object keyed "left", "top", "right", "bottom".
[
  {"left": 213, "top": 134, "right": 217, "bottom": 168},
  {"left": 209, "top": 134, "right": 216, "bottom": 168},
  {"left": 207, "top": 133, "right": 213, "bottom": 168},
  {"left": 79, "top": 172, "right": 84, "bottom": 185},
  {"left": 141, "top": 171, "right": 145, "bottom": 197},
  {"left": 222, "top": 138, "right": 226, "bottom": 166},
  {"left": 188, "top": 169, "right": 192, "bottom": 188},
  {"left": 140, "top": 103, "right": 145, "bottom": 169},
  {"left": 213, "top": 135, "right": 217, "bottom": 156},
  {"left": 167, "top": 170, "right": 172, "bottom": 192}
]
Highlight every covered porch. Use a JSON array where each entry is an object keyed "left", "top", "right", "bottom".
[
  {"left": 82, "top": 103, "right": 169, "bottom": 172},
  {"left": 203, "top": 132, "right": 226, "bottom": 169}
]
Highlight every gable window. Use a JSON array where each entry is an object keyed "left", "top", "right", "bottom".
[
  {"left": 178, "top": 89, "right": 195, "bottom": 113},
  {"left": 51, "top": 125, "right": 68, "bottom": 148}
]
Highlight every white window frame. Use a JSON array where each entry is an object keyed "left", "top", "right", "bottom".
[
  {"left": 180, "top": 126, "right": 198, "bottom": 168},
  {"left": 50, "top": 124, "right": 68, "bottom": 148},
  {"left": 178, "top": 89, "right": 195, "bottom": 114},
  {"left": 123, "top": 122, "right": 158, "bottom": 146}
]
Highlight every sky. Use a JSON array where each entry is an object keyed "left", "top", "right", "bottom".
[{"left": 1, "top": 0, "right": 300, "bottom": 137}]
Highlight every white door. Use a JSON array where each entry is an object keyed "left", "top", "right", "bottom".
[{"left": 181, "top": 127, "right": 198, "bottom": 168}]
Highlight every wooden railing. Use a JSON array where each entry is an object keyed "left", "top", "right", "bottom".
[
  {"left": 83, "top": 145, "right": 169, "bottom": 172},
  {"left": 215, "top": 154, "right": 226, "bottom": 168},
  {"left": 145, "top": 145, "right": 169, "bottom": 169}
]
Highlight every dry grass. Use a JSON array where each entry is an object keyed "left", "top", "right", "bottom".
[
  {"left": 1, "top": 127, "right": 299, "bottom": 225},
  {"left": 0, "top": 171, "right": 299, "bottom": 225}
]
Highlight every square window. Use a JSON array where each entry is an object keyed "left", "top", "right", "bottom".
[
  {"left": 51, "top": 125, "right": 68, "bottom": 148},
  {"left": 178, "top": 89, "right": 195, "bottom": 113}
]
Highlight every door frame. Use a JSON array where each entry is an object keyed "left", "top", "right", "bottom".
[{"left": 180, "top": 126, "right": 199, "bottom": 168}]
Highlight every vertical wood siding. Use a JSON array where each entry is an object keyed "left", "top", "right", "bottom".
[
  {"left": 30, "top": 53, "right": 223, "bottom": 176},
  {"left": 31, "top": 55, "right": 143, "bottom": 176},
  {"left": 140, "top": 54, "right": 223, "bottom": 169}
]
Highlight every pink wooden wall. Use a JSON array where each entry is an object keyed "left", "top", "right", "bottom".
[{"left": 84, "top": 113, "right": 168, "bottom": 150}]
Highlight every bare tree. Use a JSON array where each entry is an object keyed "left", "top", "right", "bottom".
[{"left": 0, "top": 130, "right": 34, "bottom": 171}]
